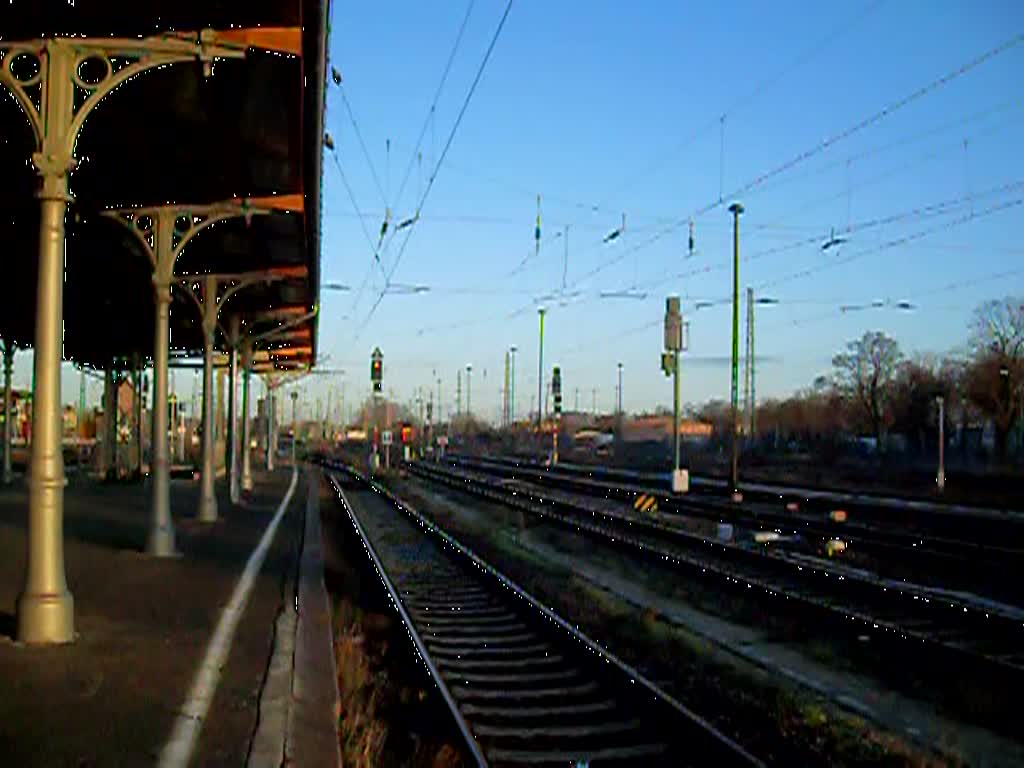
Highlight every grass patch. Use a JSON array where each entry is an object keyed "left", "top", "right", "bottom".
[
  {"left": 323, "top": 474, "right": 466, "bottom": 768},
  {"left": 334, "top": 600, "right": 388, "bottom": 765}
]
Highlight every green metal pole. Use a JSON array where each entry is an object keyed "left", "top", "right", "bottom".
[
  {"left": 510, "top": 348, "right": 516, "bottom": 425},
  {"left": 728, "top": 203, "right": 744, "bottom": 494},
  {"left": 673, "top": 351, "right": 681, "bottom": 477},
  {"left": 750, "top": 290, "right": 756, "bottom": 437},
  {"left": 3, "top": 344, "right": 13, "bottom": 485},
  {"left": 537, "top": 309, "right": 546, "bottom": 430}
]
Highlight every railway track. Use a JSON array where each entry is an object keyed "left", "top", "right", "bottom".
[
  {"left": 408, "top": 460, "right": 1024, "bottom": 689},
  {"left": 461, "top": 454, "right": 1021, "bottom": 523},
  {"left": 449, "top": 455, "right": 1024, "bottom": 597},
  {"left": 326, "top": 465, "right": 762, "bottom": 767}
]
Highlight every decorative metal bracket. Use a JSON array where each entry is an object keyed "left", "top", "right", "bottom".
[
  {"left": 0, "top": 34, "right": 246, "bottom": 199},
  {"left": 178, "top": 267, "right": 307, "bottom": 340},
  {"left": 102, "top": 200, "right": 271, "bottom": 286}
]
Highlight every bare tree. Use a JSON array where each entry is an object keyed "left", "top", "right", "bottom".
[
  {"left": 971, "top": 297, "right": 1024, "bottom": 359},
  {"left": 831, "top": 331, "right": 903, "bottom": 444},
  {"left": 890, "top": 356, "right": 955, "bottom": 457},
  {"left": 967, "top": 297, "right": 1024, "bottom": 460}
]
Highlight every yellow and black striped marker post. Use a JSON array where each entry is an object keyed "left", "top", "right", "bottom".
[{"left": 633, "top": 494, "right": 658, "bottom": 513}]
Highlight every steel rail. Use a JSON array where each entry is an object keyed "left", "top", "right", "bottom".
[
  {"left": 324, "top": 461, "right": 764, "bottom": 767},
  {"left": 409, "top": 461, "right": 1024, "bottom": 678},
  {"left": 329, "top": 474, "right": 488, "bottom": 767}
]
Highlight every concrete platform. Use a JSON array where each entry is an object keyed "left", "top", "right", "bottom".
[{"left": 0, "top": 465, "right": 339, "bottom": 766}]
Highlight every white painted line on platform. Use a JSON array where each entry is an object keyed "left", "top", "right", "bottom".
[{"left": 158, "top": 467, "right": 299, "bottom": 768}]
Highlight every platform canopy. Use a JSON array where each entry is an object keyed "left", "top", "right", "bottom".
[{"left": 0, "top": 0, "right": 328, "bottom": 370}]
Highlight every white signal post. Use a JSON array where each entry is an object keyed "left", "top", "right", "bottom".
[
  {"left": 663, "top": 296, "right": 689, "bottom": 493},
  {"left": 936, "top": 395, "right": 946, "bottom": 492}
]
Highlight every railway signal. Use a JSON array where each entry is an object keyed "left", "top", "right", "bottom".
[
  {"left": 664, "top": 297, "right": 688, "bottom": 493},
  {"left": 370, "top": 348, "right": 384, "bottom": 470},
  {"left": 552, "top": 366, "right": 562, "bottom": 414},
  {"left": 551, "top": 366, "right": 562, "bottom": 465},
  {"left": 371, "top": 347, "right": 383, "bottom": 393}
]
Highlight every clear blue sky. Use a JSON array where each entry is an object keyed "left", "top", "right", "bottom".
[{"left": 46, "top": 1, "right": 1024, "bottom": 421}]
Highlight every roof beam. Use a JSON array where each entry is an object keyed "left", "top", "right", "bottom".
[
  {"left": 260, "top": 327, "right": 311, "bottom": 344},
  {"left": 269, "top": 345, "right": 312, "bottom": 359},
  {"left": 244, "top": 304, "right": 310, "bottom": 321},
  {"left": 243, "top": 193, "right": 305, "bottom": 214},
  {"left": 213, "top": 27, "right": 304, "bottom": 56}
]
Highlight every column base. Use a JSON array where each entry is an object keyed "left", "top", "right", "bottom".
[
  {"left": 16, "top": 589, "right": 74, "bottom": 644},
  {"left": 241, "top": 476, "right": 253, "bottom": 493},
  {"left": 671, "top": 469, "right": 689, "bottom": 493},
  {"left": 146, "top": 526, "right": 178, "bottom": 557},
  {"left": 198, "top": 494, "right": 218, "bottom": 523}
]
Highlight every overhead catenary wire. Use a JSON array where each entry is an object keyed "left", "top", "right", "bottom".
[
  {"left": 354, "top": 96, "right": 1022, "bottom": 250},
  {"left": 339, "top": 1, "right": 476, "bottom": 318},
  {"left": 357, "top": 0, "right": 516, "bottom": 336},
  {"left": 337, "top": 85, "right": 389, "bottom": 207},
  {"left": 783, "top": 264, "right": 1024, "bottom": 329},
  {"left": 635, "top": 179, "right": 1024, "bottom": 297},
  {"left": 756, "top": 111, "right": 1024, "bottom": 231},
  {"left": 466, "top": 0, "right": 893, "bottom": 294},
  {"left": 326, "top": 146, "right": 388, "bottom": 314},
  {"left": 339, "top": 18, "right": 1020, "bottom": 369},
  {"left": 390, "top": 0, "right": 477, "bottom": 217},
  {"left": 655, "top": 199, "right": 1024, "bottom": 335},
  {"left": 559, "top": 33, "right": 1024, "bottom": 292},
  {"left": 508, "top": 178, "right": 1024, "bottom": 327},
  {"left": 743, "top": 96, "right": 1024, "bottom": 204},
  {"left": 731, "top": 34, "right": 1024, "bottom": 204},
  {"left": 587, "top": 0, "right": 889, "bottom": 215},
  {"left": 327, "top": 150, "right": 379, "bottom": 257},
  {"left": 404, "top": 176, "right": 1022, "bottom": 341},
  {"left": 760, "top": 196, "right": 1024, "bottom": 302}
]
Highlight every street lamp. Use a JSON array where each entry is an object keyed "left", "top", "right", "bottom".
[
  {"left": 384, "top": 283, "right": 430, "bottom": 295},
  {"left": 839, "top": 298, "right": 915, "bottom": 314},
  {"left": 466, "top": 364, "right": 473, "bottom": 417},
  {"left": 509, "top": 346, "right": 518, "bottom": 425},
  {"left": 537, "top": 307, "right": 547, "bottom": 430},
  {"left": 746, "top": 291, "right": 780, "bottom": 438},
  {"left": 616, "top": 362, "right": 624, "bottom": 441},
  {"left": 936, "top": 395, "right": 946, "bottom": 492},
  {"left": 617, "top": 362, "right": 623, "bottom": 415}
]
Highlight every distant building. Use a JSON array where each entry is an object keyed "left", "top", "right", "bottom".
[
  {"left": 63, "top": 405, "right": 77, "bottom": 437},
  {"left": 621, "top": 415, "right": 712, "bottom": 443}
]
